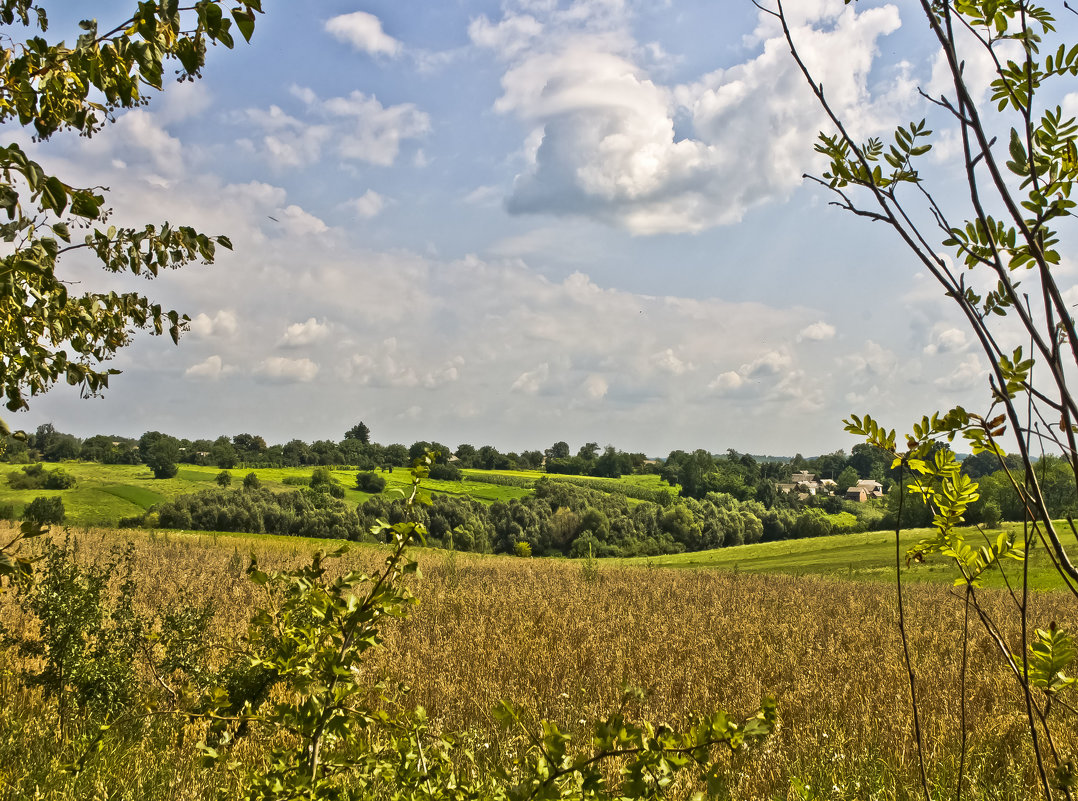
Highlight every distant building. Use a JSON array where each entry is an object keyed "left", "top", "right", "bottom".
[
  {"left": 856, "top": 479, "right": 884, "bottom": 498},
  {"left": 845, "top": 487, "right": 869, "bottom": 502}
]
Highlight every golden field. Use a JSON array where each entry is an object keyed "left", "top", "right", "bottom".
[{"left": 0, "top": 523, "right": 1074, "bottom": 800}]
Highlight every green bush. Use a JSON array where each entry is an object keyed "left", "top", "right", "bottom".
[
  {"left": 216, "top": 470, "right": 232, "bottom": 487},
  {"left": 243, "top": 472, "right": 261, "bottom": 490},
  {"left": 23, "top": 495, "right": 64, "bottom": 525},
  {"left": 6, "top": 463, "right": 76, "bottom": 490},
  {"left": 356, "top": 471, "right": 386, "bottom": 493},
  {"left": 429, "top": 462, "right": 462, "bottom": 481}
]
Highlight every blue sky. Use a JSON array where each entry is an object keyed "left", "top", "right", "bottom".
[{"left": 13, "top": 0, "right": 1076, "bottom": 456}]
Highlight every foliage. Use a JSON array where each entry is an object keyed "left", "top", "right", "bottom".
[
  {"left": 12, "top": 536, "right": 142, "bottom": 726},
  {"left": 216, "top": 470, "right": 232, "bottom": 488},
  {"left": 242, "top": 472, "right": 261, "bottom": 491},
  {"left": 0, "top": 1, "right": 262, "bottom": 420},
  {"left": 356, "top": 471, "right": 387, "bottom": 493},
  {"left": 772, "top": 0, "right": 1078, "bottom": 796},
  {"left": 23, "top": 494, "right": 64, "bottom": 524},
  {"left": 6, "top": 462, "right": 76, "bottom": 489}
]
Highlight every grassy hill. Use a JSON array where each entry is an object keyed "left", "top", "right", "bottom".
[
  {"left": 621, "top": 524, "right": 1072, "bottom": 591},
  {"left": 0, "top": 461, "right": 532, "bottom": 526}
]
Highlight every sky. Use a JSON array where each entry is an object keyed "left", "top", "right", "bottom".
[{"left": 9, "top": 0, "right": 1078, "bottom": 457}]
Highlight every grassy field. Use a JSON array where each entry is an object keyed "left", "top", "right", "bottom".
[
  {"left": 0, "top": 461, "right": 531, "bottom": 526},
  {"left": 0, "top": 522, "right": 1073, "bottom": 799},
  {"left": 622, "top": 524, "right": 1075, "bottom": 591}
]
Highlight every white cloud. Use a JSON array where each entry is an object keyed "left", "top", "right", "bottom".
[
  {"left": 325, "top": 11, "right": 402, "bottom": 57},
  {"left": 255, "top": 357, "right": 320, "bottom": 383},
  {"left": 935, "top": 353, "right": 985, "bottom": 392},
  {"left": 650, "top": 348, "right": 692, "bottom": 375},
  {"left": 923, "top": 326, "right": 968, "bottom": 355},
  {"left": 582, "top": 374, "right": 608, "bottom": 400},
  {"left": 184, "top": 355, "right": 231, "bottom": 381},
  {"left": 477, "top": 0, "right": 905, "bottom": 234},
  {"left": 797, "top": 321, "right": 836, "bottom": 342},
  {"left": 348, "top": 189, "right": 386, "bottom": 218},
  {"left": 278, "top": 204, "right": 328, "bottom": 236},
  {"left": 279, "top": 318, "right": 329, "bottom": 348},
  {"left": 709, "top": 370, "right": 744, "bottom": 394},
  {"left": 512, "top": 363, "right": 550, "bottom": 394},
  {"left": 189, "top": 310, "right": 240, "bottom": 340},
  {"left": 744, "top": 349, "right": 791, "bottom": 378},
  {"left": 239, "top": 87, "right": 429, "bottom": 168}
]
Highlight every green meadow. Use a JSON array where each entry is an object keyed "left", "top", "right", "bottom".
[
  {"left": 622, "top": 523, "right": 1074, "bottom": 591},
  {"left": 0, "top": 461, "right": 531, "bottom": 526}
]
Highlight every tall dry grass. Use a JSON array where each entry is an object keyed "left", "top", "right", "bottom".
[{"left": 0, "top": 524, "right": 1073, "bottom": 799}]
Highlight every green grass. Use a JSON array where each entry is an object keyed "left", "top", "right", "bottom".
[
  {"left": 620, "top": 524, "right": 1072, "bottom": 591},
  {"left": 0, "top": 461, "right": 532, "bottom": 527}
]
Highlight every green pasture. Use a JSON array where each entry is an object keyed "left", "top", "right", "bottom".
[
  {"left": 0, "top": 461, "right": 532, "bottom": 527},
  {"left": 621, "top": 524, "right": 1074, "bottom": 591}
]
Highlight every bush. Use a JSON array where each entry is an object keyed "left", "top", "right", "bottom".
[
  {"left": 6, "top": 462, "right": 76, "bottom": 490},
  {"left": 243, "top": 472, "right": 261, "bottom": 490},
  {"left": 429, "top": 463, "right": 462, "bottom": 482},
  {"left": 0, "top": 503, "right": 13, "bottom": 519},
  {"left": 216, "top": 470, "right": 232, "bottom": 487},
  {"left": 356, "top": 472, "right": 386, "bottom": 493},
  {"left": 281, "top": 476, "right": 309, "bottom": 486},
  {"left": 23, "top": 496, "right": 64, "bottom": 525}
]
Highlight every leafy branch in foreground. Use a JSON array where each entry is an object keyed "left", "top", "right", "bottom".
[
  {"left": 0, "top": 0, "right": 262, "bottom": 416},
  {"left": 767, "top": 0, "right": 1078, "bottom": 797},
  {"left": 196, "top": 455, "right": 776, "bottom": 800}
]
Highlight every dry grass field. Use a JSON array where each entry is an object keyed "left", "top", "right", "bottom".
[{"left": 0, "top": 523, "right": 1074, "bottom": 799}]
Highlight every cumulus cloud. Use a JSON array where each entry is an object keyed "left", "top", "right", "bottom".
[
  {"left": 279, "top": 318, "right": 329, "bottom": 348},
  {"left": 512, "top": 363, "right": 550, "bottom": 394},
  {"left": 325, "top": 11, "right": 402, "bottom": 57},
  {"left": 348, "top": 189, "right": 386, "bottom": 218},
  {"left": 255, "top": 357, "right": 320, "bottom": 383},
  {"left": 650, "top": 348, "right": 693, "bottom": 375},
  {"left": 184, "top": 355, "right": 232, "bottom": 381},
  {"left": 238, "top": 86, "right": 429, "bottom": 168},
  {"left": 476, "top": 0, "right": 906, "bottom": 234},
  {"left": 923, "top": 326, "right": 968, "bottom": 355},
  {"left": 797, "top": 321, "right": 836, "bottom": 342},
  {"left": 189, "top": 310, "right": 240, "bottom": 339},
  {"left": 709, "top": 370, "right": 744, "bottom": 394}
]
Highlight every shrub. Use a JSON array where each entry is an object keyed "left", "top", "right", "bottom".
[
  {"left": 514, "top": 541, "right": 532, "bottom": 557},
  {"left": 216, "top": 470, "right": 232, "bottom": 487},
  {"left": 6, "top": 462, "right": 75, "bottom": 490},
  {"left": 429, "top": 462, "right": 462, "bottom": 482},
  {"left": 281, "top": 475, "right": 309, "bottom": 486},
  {"left": 23, "top": 496, "right": 64, "bottom": 525},
  {"left": 243, "top": 472, "right": 261, "bottom": 490},
  {"left": 0, "top": 503, "right": 13, "bottom": 519},
  {"left": 356, "top": 471, "right": 386, "bottom": 493}
]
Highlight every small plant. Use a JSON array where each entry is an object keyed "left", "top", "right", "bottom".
[
  {"left": 14, "top": 536, "right": 144, "bottom": 732},
  {"left": 581, "top": 541, "right": 600, "bottom": 584},
  {"left": 216, "top": 470, "right": 232, "bottom": 488},
  {"left": 23, "top": 496, "right": 64, "bottom": 525},
  {"left": 514, "top": 540, "right": 532, "bottom": 558}
]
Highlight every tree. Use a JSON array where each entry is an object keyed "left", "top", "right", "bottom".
[
  {"left": 0, "top": 1, "right": 262, "bottom": 429},
  {"left": 772, "top": 1, "right": 1078, "bottom": 796},
  {"left": 211, "top": 436, "right": 237, "bottom": 470},
  {"left": 216, "top": 470, "right": 232, "bottom": 488},
  {"left": 242, "top": 471, "right": 260, "bottom": 491},
  {"left": 546, "top": 441, "right": 570, "bottom": 460},
  {"left": 139, "top": 431, "right": 179, "bottom": 479},
  {"left": 344, "top": 422, "right": 370, "bottom": 444},
  {"left": 836, "top": 466, "right": 860, "bottom": 494}
]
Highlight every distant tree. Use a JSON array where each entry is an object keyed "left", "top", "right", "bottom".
[
  {"left": 211, "top": 436, "right": 237, "bottom": 469},
  {"left": 408, "top": 441, "right": 432, "bottom": 463},
  {"left": 836, "top": 466, "right": 860, "bottom": 494},
  {"left": 811, "top": 450, "right": 847, "bottom": 482},
  {"left": 518, "top": 450, "right": 544, "bottom": 470},
  {"left": 282, "top": 438, "right": 313, "bottom": 466},
  {"left": 383, "top": 444, "right": 409, "bottom": 467},
  {"left": 243, "top": 472, "right": 261, "bottom": 490},
  {"left": 454, "top": 444, "right": 477, "bottom": 468},
  {"left": 140, "top": 431, "right": 180, "bottom": 479},
  {"left": 216, "top": 470, "right": 232, "bottom": 488},
  {"left": 546, "top": 441, "right": 570, "bottom": 461},
  {"left": 577, "top": 442, "right": 600, "bottom": 462},
  {"left": 344, "top": 422, "right": 371, "bottom": 444},
  {"left": 232, "top": 433, "right": 267, "bottom": 463},
  {"left": 23, "top": 495, "right": 64, "bottom": 525},
  {"left": 592, "top": 446, "right": 630, "bottom": 478},
  {"left": 429, "top": 463, "right": 462, "bottom": 482},
  {"left": 310, "top": 440, "right": 343, "bottom": 466}
]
